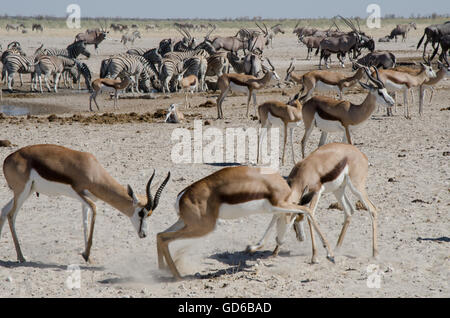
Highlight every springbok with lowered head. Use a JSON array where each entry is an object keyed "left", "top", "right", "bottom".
[
  {"left": 157, "top": 166, "right": 334, "bottom": 280},
  {"left": 300, "top": 66, "right": 395, "bottom": 158},
  {"left": 89, "top": 72, "right": 134, "bottom": 111},
  {"left": 0, "top": 144, "right": 170, "bottom": 263},
  {"left": 216, "top": 58, "right": 280, "bottom": 119},
  {"left": 257, "top": 93, "right": 303, "bottom": 165},
  {"left": 249, "top": 143, "right": 378, "bottom": 264}
]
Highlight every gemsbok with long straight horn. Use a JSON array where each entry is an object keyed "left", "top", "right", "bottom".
[
  {"left": 157, "top": 166, "right": 334, "bottom": 280},
  {"left": 248, "top": 143, "right": 378, "bottom": 264},
  {"left": 0, "top": 144, "right": 170, "bottom": 263},
  {"left": 300, "top": 66, "right": 395, "bottom": 158}
]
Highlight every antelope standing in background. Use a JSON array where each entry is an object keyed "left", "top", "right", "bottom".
[
  {"left": 389, "top": 22, "right": 417, "bottom": 42},
  {"left": 300, "top": 66, "right": 395, "bottom": 158},
  {"left": 257, "top": 93, "right": 303, "bottom": 165},
  {"left": 177, "top": 74, "right": 198, "bottom": 108},
  {"left": 216, "top": 59, "right": 280, "bottom": 119},
  {"left": 0, "top": 144, "right": 170, "bottom": 262},
  {"left": 373, "top": 62, "right": 436, "bottom": 118}
]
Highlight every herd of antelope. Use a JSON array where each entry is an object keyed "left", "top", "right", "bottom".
[{"left": 0, "top": 17, "right": 449, "bottom": 280}]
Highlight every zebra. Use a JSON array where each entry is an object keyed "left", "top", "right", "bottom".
[
  {"left": 35, "top": 56, "right": 92, "bottom": 92},
  {"left": 62, "top": 60, "right": 91, "bottom": 90},
  {"left": 35, "top": 55, "right": 75, "bottom": 93},
  {"left": 159, "top": 48, "right": 210, "bottom": 93},
  {"left": 36, "top": 40, "right": 91, "bottom": 59},
  {"left": 2, "top": 54, "right": 39, "bottom": 91},
  {"left": 206, "top": 51, "right": 229, "bottom": 79},
  {"left": 1, "top": 44, "right": 29, "bottom": 85},
  {"left": 100, "top": 54, "right": 159, "bottom": 93}
]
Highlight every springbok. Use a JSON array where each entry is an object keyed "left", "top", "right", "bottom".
[
  {"left": 89, "top": 73, "right": 134, "bottom": 111},
  {"left": 257, "top": 93, "right": 303, "bottom": 165},
  {"left": 177, "top": 74, "right": 198, "bottom": 108},
  {"left": 297, "top": 63, "right": 367, "bottom": 101},
  {"left": 300, "top": 66, "right": 395, "bottom": 158},
  {"left": 248, "top": 143, "right": 378, "bottom": 264},
  {"left": 165, "top": 103, "right": 185, "bottom": 123},
  {"left": 418, "top": 61, "right": 450, "bottom": 115},
  {"left": 216, "top": 59, "right": 280, "bottom": 119},
  {"left": 0, "top": 144, "right": 170, "bottom": 262},
  {"left": 157, "top": 166, "right": 334, "bottom": 280},
  {"left": 373, "top": 61, "right": 436, "bottom": 118}
]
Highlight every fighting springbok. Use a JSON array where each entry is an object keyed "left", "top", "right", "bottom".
[
  {"left": 248, "top": 143, "right": 378, "bottom": 264},
  {"left": 0, "top": 144, "right": 170, "bottom": 262},
  {"left": 216, "top": 59, "right": 280, "bottom": 119},
  {"left": 300, "top": 66, "right": 395, "bottom": 158},
  {"left": 157, "top": 166, "right": 334, "bottom": 280}
]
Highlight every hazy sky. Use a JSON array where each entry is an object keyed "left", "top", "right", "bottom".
[{"left": 2, "top": 0, "right": 449, "bottom": 19}]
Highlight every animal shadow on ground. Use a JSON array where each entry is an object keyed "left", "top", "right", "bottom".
[
  {"left": 417, "top": 236, "right": 450, "bottom": 243},
  {"left": 189, "top": 249, "right": 291, "bottom": 280},
  {"left": 205, "top": 162, "right": 242, "bottom": 167},
  {"left": 0, "top": 260, "right": 104, "bottom": 271}
]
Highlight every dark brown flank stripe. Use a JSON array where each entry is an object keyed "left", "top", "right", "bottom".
[
  {"left": 220, "top": 192, "right": 267, "bottom": 205},
  {"left": 30, "top": 160, "right": 73, "bottom": 185},
  {"left": 316, "top": 107, "right": 344, "bottom": 123},
  {"left": 320, "top": 157, "right": 348, "bottom": 184}
]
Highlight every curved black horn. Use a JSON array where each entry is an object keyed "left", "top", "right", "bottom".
[
  {"left": 152, "top": 172, "right": 171, "bottom": 210},
  {"left": 145, "top": 170, "right": 156, "bottom": 209}
]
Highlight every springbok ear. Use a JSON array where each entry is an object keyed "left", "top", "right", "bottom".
[{"left": 127, "top": 185, "right": 139, "bottom": 205}]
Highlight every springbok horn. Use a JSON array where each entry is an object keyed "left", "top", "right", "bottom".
[
  {"left": 266, "top": 57, "right": 275, "bottom": 71},
  {"left": 152, "top": 172, "right": 171, "bottom": 211},
  {"left": 145, "top": 170, "right": 156, "bottom": 210}
]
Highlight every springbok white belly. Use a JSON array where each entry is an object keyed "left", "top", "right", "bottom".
[
  {"left": 218, "top": 199, "right": 272, "bottom": 219},
  {"left": 314, "top": 112, "right": 345, "bottom": 133},
  {"left": 385, "top": 80, "right": 407, "bottom": 92},
  {"left": 230, "top": 82, "right": 250, "bottom": 94},
  {"left": 321, "top": 165, "right": 349, "bottom": 193},
  {"left": 29, "top": 169, "right": 80, "bottom": 199},
  {"left": 267, "top": 112, "right": 301, "bottom": 128},
  {"left": 315, "top": 81, "right": 340, "bottom": 93}
]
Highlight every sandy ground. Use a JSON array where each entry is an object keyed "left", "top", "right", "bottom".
[{"left": 0, "top": 27, "right": 449, "bottom": 298}]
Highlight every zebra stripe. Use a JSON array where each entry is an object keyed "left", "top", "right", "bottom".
[
  {"left": 2, "top": 54, "right": 38, "bottom": 91},
  {"left": 37, "top": 40, "right": 91, "bottom": 59}
]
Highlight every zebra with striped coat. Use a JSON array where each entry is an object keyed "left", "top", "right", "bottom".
[
  {"left": 2, "top": 54, "right": 38, "bottom": 91},
  {"left": 100, "top": 54, "right": 159, "bottom": 93},
  {"left": 35, "top": 40, "right": 91, "bottom": 59}
]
